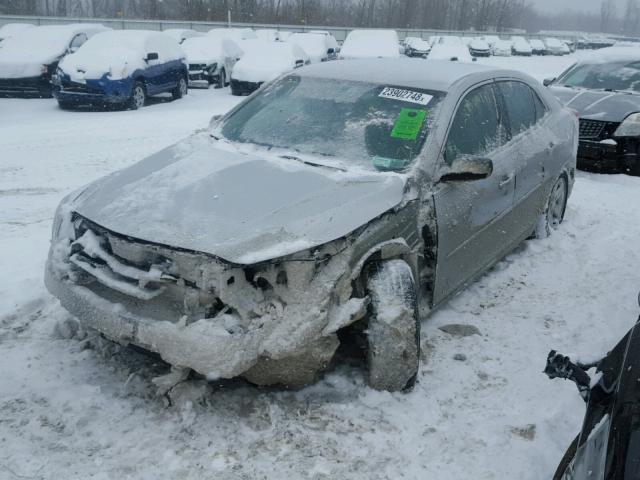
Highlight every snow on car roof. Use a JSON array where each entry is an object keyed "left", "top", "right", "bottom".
[
  {"left": 287, "top": 33, "right": 329, "bottom": 63},
  {"left": 296, "top": 58, "right": 496, "bottom": 92},
  {"left": 182, "top": 35, "right": 242, "bottom": 64},
  {"left": 341, "top": 29, "right": 400, "bottom": 59},
  {"left": 0, "top": 23, "right": 34, "bottom": 40}
]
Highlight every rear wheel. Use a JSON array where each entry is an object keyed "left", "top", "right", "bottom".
[
  {"left": 535, "top": 174, "right": 568, "bottom": 239},
  {"left": 172, "top": 76, "right": 188, "bottom": 100},
  {"left": 128, "top": 82, "right": 146, "bottom": 110},
  {"left": 365, "top": 259, "right": 420, "bottom": 392}
]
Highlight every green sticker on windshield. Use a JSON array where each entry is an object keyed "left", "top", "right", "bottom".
[{"left": 391, "top": 108, "right": 427, "bottom": 141}]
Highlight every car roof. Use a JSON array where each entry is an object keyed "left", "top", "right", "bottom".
[{"left": 296, "top": 58, "right": 504, "bottom": 92}]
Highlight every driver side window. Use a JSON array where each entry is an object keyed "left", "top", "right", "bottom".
[{"left": 444, "top": 83, "right": 505, "bottom": 164}]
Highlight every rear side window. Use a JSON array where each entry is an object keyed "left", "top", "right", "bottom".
[
  {"left": 444, "top": 83, "right": 505, "bottom": 163},
  {"left": 497, "top": 81, "right": 538, "bottom": 136},
  {"left": 532, "top": 91, "right": 548, "bottom": 122}
]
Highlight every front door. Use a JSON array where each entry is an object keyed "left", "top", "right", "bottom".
[{"left": 432, "top": 82, "right": 522, "bottom": 305}]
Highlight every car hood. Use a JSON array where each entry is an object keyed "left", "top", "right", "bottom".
[
  {"left": 549, "top": 86, "right": 640, "bottom": 122},
  {"left": 72, "top": 135, "right": 407, "bottom": 265}
]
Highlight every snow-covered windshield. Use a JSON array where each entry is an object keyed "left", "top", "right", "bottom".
[
  {"left": 559, "top": 61, "right": 640, "bottom": 92},
  {"left": 220, "top": 75, "right": 443, "bottom": 172}
]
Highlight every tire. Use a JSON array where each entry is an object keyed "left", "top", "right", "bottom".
[
  {"left": 128, "top": 82, "right": 146, "bottom": 110},
  {"left": 535, "top": 174, "right": 568, "bottom": 239},
  {"left": 215, "top": 68, "right": 226, "bottom": 89},
  {"left": 57, "top": 100, "right": 74, "bottom": 110},
  {"left": 172, "top": 76, "right": 188, "bottom": 100},
  {"left": 365, "top": 259, "right": 420, "bottom": 392},
  {"left": 553, "top": 435, "right": 579, "bottom": 480}
]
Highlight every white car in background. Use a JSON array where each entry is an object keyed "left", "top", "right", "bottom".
[
  {"left": 429, "top": 35, "right": 473, "bottom": 62},
  {"left": 511, "top": 36, "right": 533, "bottom": 56},
  {"left": 308, "top": 30, "right": 339, "bottom": 54},
  {"left": 0, "top": 23, "right": 34, "bottom": 43},
  {"left": 0, "top": 23, "right": 108, "bottom": 97},
  {"left": 529, "top": 38, "right": 547, "bottom": 55},
  {"left": 182, "top": 35, "right": 243, "bottom": 88},
  {"left": 230, "top": 40, "right": 308, "bottom": 95},
  {"left": 255, "top": 29, "right": 282, "bottom": 42},
  {"left": 208, "top": 28, "right": 257, "bottom": 42},
  {"left": 404, "top": 36, "right": 431, "bottom": 58},
  {"left": 544, "top": 37, "right": 565, "bottom": 55},
  {"left": 287, "top": 33, "right": 335, "bottom": 63},
  {"left": 481, "top": 35, "right": 500, "bottom": 48},
  {"left": 340, "top": 29, "right": 400, "bottom": 59},
  {"left": 162, "top": 28, "right": 203, "bottom": 44},
  {"left": 469, "top": 37, "right": 491, "bottom": 57},
  {"left": 491, "top": 39, "right": 512, "bottom": 56},
  {"left": 560, "top": 41, "right": 572, "bottom": 55}
]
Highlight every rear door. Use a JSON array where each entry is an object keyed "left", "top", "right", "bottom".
[{"left": 432, "top": 82, "right": 523, "bottom": 305}]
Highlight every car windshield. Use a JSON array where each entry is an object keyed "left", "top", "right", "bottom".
[
  {"left": 220, "top": 75, "right": 443, "bottom": 172},
  {"left": 559, "top": 61, "right": 640, "bottom": 92}
]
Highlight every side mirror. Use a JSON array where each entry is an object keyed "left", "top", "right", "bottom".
[
  {"left": 543, "top": 77, "right": 556, "bottom": 87},
  {"left": 440, "top": 156, "right": 494, "bottom": 182},
  {"left": 146, "top": 52, "right": 159, "bottom": 62}
]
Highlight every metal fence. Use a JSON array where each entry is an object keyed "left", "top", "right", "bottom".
[{"left": 0, "top": 14, "right": 579, "bottom": 43}]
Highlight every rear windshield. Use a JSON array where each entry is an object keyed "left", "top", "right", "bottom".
[
  {"left": 220, "top": 75, "right": 443, "bottom": 172},
  {"left": 558, "top": 61, "right": 640, "bottom": 92}
]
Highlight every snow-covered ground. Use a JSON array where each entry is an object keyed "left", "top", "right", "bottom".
[{"left": 1, "top": 54, "right": 639, "bottom": 480}]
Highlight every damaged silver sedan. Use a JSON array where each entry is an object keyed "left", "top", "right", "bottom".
[{"left": 45, "top": 59, "right": 578, "bottom": 391}]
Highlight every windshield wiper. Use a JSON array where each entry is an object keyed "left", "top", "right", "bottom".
[
  {"left": 602, "top": 88, "right": 636, "bottom": 94},
  {"left": 279, "top": 155, "right": 346, "bottom": 172}
]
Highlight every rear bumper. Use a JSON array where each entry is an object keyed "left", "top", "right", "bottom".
[
  {"left": 0, "top": 76, "right": 52, "bottom": 98},
  {"left": 230, "top": 79, "right": 261, "bottom": 96}
]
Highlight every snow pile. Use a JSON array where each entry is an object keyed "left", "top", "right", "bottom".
[
  {"left": 574, "top": 46, "right": 640, "bottom": 64},
  {"left": 255, "top": 29, "right": 281, "bottom": 42},
  {"left": 0, "top": 23, "right": 34, "bottom": 42},
  {"left": 161, "top": 28, "right": 203, "bottom": 44},
  {"left": 405, "top": 37, "right": 431, "bottom": 52},
  {"left": 0, "top": 24, "right": 108, "bottom": 78},
  {"left": 429, "top": 44, "right": 473, "bottom": 63},
  {"left": 340, "top": 29, "right": 401, "bottom": 59},
  {"left": 208, "top": 28, "right": 257, "bottom": 42},
  {"left": 232, "top": 41, "right": 307, "bottom": 83},
  {"left": 181, "top": 36, "right": 243, "bottom": 65},
  {"left": 59, "top": 30, "right": 185, "bottom": 82},
  {"left": 287, "top": 33, "right": 330, "bottom": 63}
]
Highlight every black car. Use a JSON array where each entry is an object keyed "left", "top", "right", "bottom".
[
  {"left": 545, "top": 292, "right": 640, "bottom": 479},
  {"left": 546, "top": 50, "right": 640, "bottom": 175}
]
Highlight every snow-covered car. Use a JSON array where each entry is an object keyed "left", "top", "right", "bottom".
[
  {"left": 162, "top": 28, "right": 203, "bottom": 44},
  {"left": 287, "top": 32, "right": 334, "bottom": 63},
  {"left": 255, "top": 29, "right": 282, "bottom": 42},
  {"left": 230, "top": 41, "right": 308, "bottom": 95},
  {"left": 0, "top": 23, "right": 108, "bottom": 98},
  {"left": 481, "top": 35, "right": 500, "bottom": 48},
  {"left": 53, "top": 30, "right": 188, "bottom": 110},
  {"left": 511, "top": 36, "right": 533, "bottom": 56},
  {"left": 182, "top": 35, "right": 243, "bottom": 88},
  {"left": 308, "top": 30, "right": 339, "bottom": 54},
  {"left": 546, "top": 48, "right": 640, "bottom": 175},
  {"left": 404, "top": 36, "right": 431, "bottom": 58},
  {"left": 529, "top": 39, "right": 547, "bottom": 55},
  {"left": 560, "top": 41, "right": 571, "bottom": 55},
  {"left": 0, "top": 23, "right": 33, "bottom": 43},
  {"left": 429, "top": 36, "right": 473, "bottom": 62},
  {"left": 545, "top": 292, "right": 640, "bottom": 480},
  {"left": 469, "top": 38, "right": 491, "bottom": 57},
  {"left": 491, "top": 39, "right": 513, "bottom": 56},
  {"left": 208, "top": 28, "right": 257, "bottom": 42},
  {"left": 340, "top": 29, "right": 400, "bottom": 59},
  {"left": 544, "top": 37, "right": 565, "bottom": 56},
  {"left": 45, "top": 59, "right": 577, "bottom": 393}
]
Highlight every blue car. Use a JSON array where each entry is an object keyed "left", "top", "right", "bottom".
[{"left": 53, "top": 30, "right": 188, "bottom": 110}]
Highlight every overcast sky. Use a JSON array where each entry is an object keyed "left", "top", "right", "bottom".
[{"left": 533, "top": 0, "right": 624, "bottom": 14}]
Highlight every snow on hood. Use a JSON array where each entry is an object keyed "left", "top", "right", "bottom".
[
  {"left": 405, "top": 37, "right": 431, "bottom": 51},
  {"left": 182, "top": 36, "right": 242, "bottom": 65},
  {"left": 0, "top": 23, "right": 34, "bottom": 42},
  {"left": 341, "top": 30, "right": 400, "bottom": 59},
  {"left": 550, "top": 85, "right": 640, "bottom": 122},
  {"left": 232, "top": 41, "right": 307, "bottom": 83},
  {"left": 71, "top": 134, "right": 406, "bottom": 265},
  {"left": 287, "top": 33, "right": 328, "bottom": 63},
  {"left": 59, "top": 30, "right": 184, "bottom": 82},
  {"left": 0, "top": 24, "right": 107, "bottom": 79},
  {"left": 429, "top": 44, "right": 473, "bottom": 63}
]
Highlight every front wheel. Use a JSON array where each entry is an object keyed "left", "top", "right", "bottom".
[
  {"left": 535, "top": 175, "right": 568, "bottom": 239},
  {"left": 172, "top": 76, "right": 188, "bottom": 100},
  {"left": 128, "top": 82, "right": 146, "bottom": 110},
  {"left": 365, "top": 259, "right": 420, "bottom": 392}
]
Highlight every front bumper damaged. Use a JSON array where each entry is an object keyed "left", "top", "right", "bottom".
[{"left": 45, "top": 215, "right": 367, "bottom": 387}]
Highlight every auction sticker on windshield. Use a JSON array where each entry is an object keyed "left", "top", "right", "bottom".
[
  {"left": 379, "top": 87, "right": 433, "bottom": 105},
  {"left": 391, "top": 108, "right": 427, "bottom": 140}
]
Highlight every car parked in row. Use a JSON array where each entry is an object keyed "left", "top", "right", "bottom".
[
  {"left": 429, "top": 36, "right": 473, "bottom": 62},
  {"left": 230, "top": 40, "right": 308, "bottom": 95},
  {"left": 182, "top": 35, "right": 242, "bottom": 88},
  {"left": 545, "top": 291, "right": 640, "bottom": 480},
  {"left": 0, "top": 22, "right": 33, "bottom": 43},
  {"left": 546, "top": 48, "right": 640, "bottom": 175},
  {"left": 208, "top": 27, "right": 256, "bottom": 42},
  {"left": 287, "top": 32, "right": 336, "bottom": 63},
  {"left": 53, "top": 30, "right": 188, "bottom": 110},
  {"left": 468, "top": 37, "right": 491, "bottom": 57},
  {"left": 308, "top": 30, "right": 339, "bottom": 54},
  {"left": 544, "top": 37, "right": 566, "bottom": 56},
  {"left": 511, "top": 36, "right": 533, "bottom": 56},
  {"left": 340, "top": 29, "right": 401, "bottom": 59},
  {"left": 529, "top": 39, "right": 547, "bottom": 55},
  {"left": 162, "top": 28, "right": 203, "bottom": 45},
  {"left": 0, "top": 23, "right": 108, "bottom": 98},
  {"left": 492, "top": 39, "right": 513, "bottom": 56},
  {"left": 45, "top": 59, "right": 577, "bottom": 392},
  {"left": 404, "top": 36, "right": 431, "bottom": 58}
]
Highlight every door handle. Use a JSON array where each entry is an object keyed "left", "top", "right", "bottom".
[{"left": 499, "top": 174, "right": 514, "bottom": 189}]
